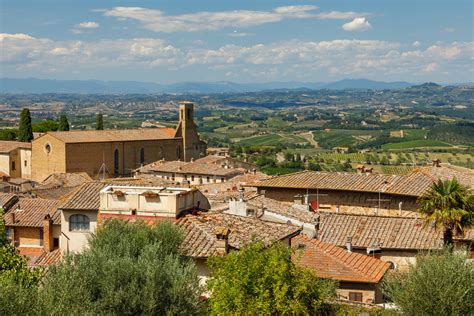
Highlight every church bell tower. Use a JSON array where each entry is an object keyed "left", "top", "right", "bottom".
[{"left": 175, "top": 101, "right": 206, "bottom": 161}]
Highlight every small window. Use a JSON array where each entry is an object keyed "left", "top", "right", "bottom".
[
  {"left": 45, "top": 144, "right": 51, "bottom": 154},
  {"left": 206, "top": 176, "right": 210, "bottom": 183},
  {"left": 349, "top": 292, "right": 363, "bottom": 302},
  {"left": 11, "top": 161, "right": 15, "bottom": 171},
  {"left": 53, "top": 238, "right": 59, "bottom": 248},
  {"left": 221, "top": 177, "right": 225, "bottom": 182},
  {"left": 69, "top": 214, "right": 90, "bottom": 232},
  {"left": 24, "top": 160, "right": 27, "bottom": 167},
  {"left": 191, "top": 175, "right": 195, "bottom": 181}
]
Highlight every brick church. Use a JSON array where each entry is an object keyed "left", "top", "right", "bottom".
[{"left": 31, "top": 102, "right": 206, "bottom": 181}]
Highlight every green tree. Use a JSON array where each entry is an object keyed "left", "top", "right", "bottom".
[
  {"left": 207, "top": 242, "right": 335, "bottom": 315},
  {"left": 0, "top": 208, "right": 6, "bottom": 247},
  {"left": 96, "top": 113, "right": 104, "bottom": 130},
  {"left": 383, "top": 248, "right": 474, "bottom": 315},
  {"left": 18, "top": 108, "right": 33, "bottom": 142},
  {"left": 40, "top": 219, "right": 202, "bottom": 315},
  {"left": 418, "top": 178, "right": 473, "bottom": 245},
  {"left": 32, "top": 120, "right": 59, "bottom": 133},
  {"left": 58, "top": 115, "right": 70, "bottom": 131}
]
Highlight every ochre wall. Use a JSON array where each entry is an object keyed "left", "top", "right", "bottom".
[
  {"left": 65, "top": 139, "right": 183, "bottom": 179},
  {"left": 32, "top": 135, "right": 67, "bottom": 181}
]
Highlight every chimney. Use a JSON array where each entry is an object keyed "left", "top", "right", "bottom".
[
  {"left": 190, "top": 157, "right": 194, "bottom": 162},
  {"left": 238, "top": 188, "right": 245, "bottom": 202},
  {"left": 43, "top": 214, "right": 54, "bottom": 252},
  {"left": 346, "top": 236, "right": 353, "bottom": 253},
  {"left": 10, "top": 211, "right": 15, "bottom": 224},
  {"left": 356, "top": 165, "right": 365, "bottom": 174},
  {"left": 252, "top": 168, "right": 256, "bottom": 175},
  {"left": 214, "top": 227, "right": 229, "bottom": 256},
  {"left": 432, "top": 159, "right": 441, "bottom": 167}
]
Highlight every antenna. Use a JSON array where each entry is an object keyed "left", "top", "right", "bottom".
[{"left": 97, "top": 151, "right": 108, "bottom": 180}]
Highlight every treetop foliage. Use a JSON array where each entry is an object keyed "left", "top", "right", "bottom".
[
  {"left": 207, "top": 241, "right": 335, "bottom": 315},
  {"left": 18, "top": 108, "right": 33, "bottom": 142},
  {"left": 383, "top": 247, "right": 474, "bottom": 315}
]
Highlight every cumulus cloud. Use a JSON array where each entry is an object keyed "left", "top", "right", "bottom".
[
  {"left": 77, "top": 21, "right": 100, "bottom": 28},
  {"left": 412, "top": 41, "right": 421, "bottom": 47},
  {"left": 342, "top": 17, "right": 372, "bottom": 31},
  {"left": 103, "top": 6, "right": 370, "bottom": 32},
  {"left": 1, "top": 32, "right": 472, "bottom": 82}
]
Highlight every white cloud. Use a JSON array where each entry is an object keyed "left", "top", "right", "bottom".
[
  {"left": 342, "top": 17, "right": 372, "bottom": 31},
  {"left": 0, "top": 33, "right": 35, "bottom": 40},
  {"left": 1, "top": 32, "right": 472, "bottom": 82},
  {"left": 103, "top": 6, "right": 370, "bottom": 33},
  {"left": 228, "top": 31, "right": 255, "bottom": 38},
  {"left": 316, "top": 11, "right": 371, "bottom": 20},
  {"left": 412, "top": 41, "right": 421, "bottom": 47},
  {"left": 77, "top": 21, "right": 100, "bottom": 28}
]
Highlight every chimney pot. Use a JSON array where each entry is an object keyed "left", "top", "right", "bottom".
[{"left": 346, "top": 236, "right": 353, "bottom": 252}]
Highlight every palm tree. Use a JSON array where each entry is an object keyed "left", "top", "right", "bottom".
[{"left": 418, "top": 178, "right": 473, "bottom": 245}]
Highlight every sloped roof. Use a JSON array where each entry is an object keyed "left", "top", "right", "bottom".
[
  {"left": 60, "top": 178, "right": 169, "bottom": 210},
  {"left": 0, "top": 141, "right": 31, "bottom": 154},
  {"left": 293, "top": 235, "right": 390, "bottom": 284},
  {"left": 3, "top": 198, "right": 61, "bottom": 227},
  {"left": 30, "top": 249, "right": 62, "bottom": 267},
  {"left": 248, "top": 167, "right": 473, "bottom": 197},
  {"left": 39, "top": 128, "right": 176, "bottom": 143},
  {"left": 0, "top": 193, "right": 18, "bottom": 209},
  {"left": 413, "top": 165, "right": 474, "bottom": 188},
  {"left": 140, "top": 158, "right": 245, "bottom": 177},
  {"left": 177, "top": 213, "right": 301, "bottom": 258},
  {"left": 317, "top": 212, "right": 443, "bottom": 250},
  {"left": 40, "top": 172, "right": 92, "bottom": 189},
  {"left": 60, "top": 181, "right": 107, "bottom": 210},
  {"left": 246, "top": 194, "right": 319, "bottom": 223}
]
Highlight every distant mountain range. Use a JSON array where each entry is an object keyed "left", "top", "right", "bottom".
[{"left": 0, "top": 77, "right": 459, "bottom": 94}]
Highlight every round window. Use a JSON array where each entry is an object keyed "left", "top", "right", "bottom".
[{"left": 45, "top": 144, "right": 51, "bottom": 154}]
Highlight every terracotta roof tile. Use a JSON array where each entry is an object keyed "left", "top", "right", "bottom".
[
  {"left": 140, "top": 158, "right": 245, "bottom": 177},
  {"left": 30, "top": 249, "right": 62, "bottom": 267},
  {"left": 0, "top": 141, "right": 31, "bottom": 153},
  {"left": 3, "top": 198, "right": 61, "bottom": 227},
  {"left": 317, "top": 212, "right": 443, "bottom": 250},
  {"left": 293, "top": 235, "right": 390, "bottom": 283},
  {"left": 248, "top": 167, "right": 473, "bottom": 197},
  {"left": 177, "top": 213, "right": 301, "bottom": 258},
  {"left": 41, "top": 128, "right": 176, "bottom": 143},
  {"left": 0, "top": 193, "right": 18, "bottom": 209}
]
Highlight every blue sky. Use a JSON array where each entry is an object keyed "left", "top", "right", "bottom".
[{"left": 1, "top": 0, "right": 472, "bottom": 83}]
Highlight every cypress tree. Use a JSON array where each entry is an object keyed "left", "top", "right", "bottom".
[
  {"left": 96, "top": 113, "right": 104, "bottom": 130},
  {"left": 18, "top": 108, "right": 33, "bottom": 142},
  {"left": 58, "top": 115, "right": 70, "bottom": 131}
]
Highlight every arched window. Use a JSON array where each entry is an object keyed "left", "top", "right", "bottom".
[
  {"left": 114, "top": 149, "right": 119, "bottom": 176},
  {"left": 140, "top": 148, "right": 145, "bottom": 165},
  {"left": 69, "top": 214, "right": 90, "bottom": 232}
]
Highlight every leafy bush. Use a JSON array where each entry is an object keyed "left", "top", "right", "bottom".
[
  {"left": 207, "top": 242, "right": 336, "bottom": 315},
  {"left": 383, "top": 248, "right": 474, "bottom": 315}
]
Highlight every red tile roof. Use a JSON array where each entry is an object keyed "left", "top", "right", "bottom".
[
  {"left": 247, "top": 167, "right": 473, "bottom": 197},
  {"left": 3, "top": 198, "right": 61, "bottom": 227},
  {"left": 317, "top": 212, "right": 443, "bottom": 250},
  {"left": 40, "top": 128, "right": 177, "bottom": 143},
  {"left": 0, "top": 141, "right": 31, "bottom": 153},
  {"left": 177, "top": 213, "right": 301, "bottom": 258},
  {"left": 293, "top": 235, "right": 390, "bottom": 283},
  {"left": 30, "top": 249, "right": 62, "bottom": 267}
]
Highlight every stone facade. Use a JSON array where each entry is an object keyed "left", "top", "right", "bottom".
[{"left": 31, "top": 102, "right": 206, "bottom": 181}]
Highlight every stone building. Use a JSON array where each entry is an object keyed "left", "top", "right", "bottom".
[
  {"left": 31, "top": 102, "right": 206, "bottom": 181},
  {"left": 0, "top": 141, "right": 32, "bottom": 179}
]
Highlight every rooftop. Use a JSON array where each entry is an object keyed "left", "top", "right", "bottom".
[
  {"left": 0, "top": 141, "right": 31, "bottom": 154},
  {"left": 139, "top": 156, "right": 246, "bottom": 177},
  {"left": 38, "top": 128, "right": 176, "bottom": 144},
  {"left": 293, "top": 235, "right": 390, "bottom": 284},
  {"left": 177, "top": 212, "right": 301, "bottom": 258},
  {"left": 0, "top": 193, "right": 18, "bottom": 209},
  {"left": 248, "top": 166, "right": 473, "bottom": 197},
  {"left": 3, "top": 198, "right": 61, "bottom": 227},
  {"left": 30, "top": 249, "right": 62, "bottom": 267},
  {"left": 317, "top": 212, "right": 443, "bottom": 250}
]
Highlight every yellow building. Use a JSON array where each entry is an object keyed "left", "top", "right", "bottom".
[
  {"left": 31, "top": 102, "right": 206, "bottom": 181},
  {"left": 0, "top": 141, "right": 32, "bottom": 179}
]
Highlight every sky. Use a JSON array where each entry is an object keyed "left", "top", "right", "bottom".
[{"left": 0, "top": 0, "right": 473, "bottom": 84}]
